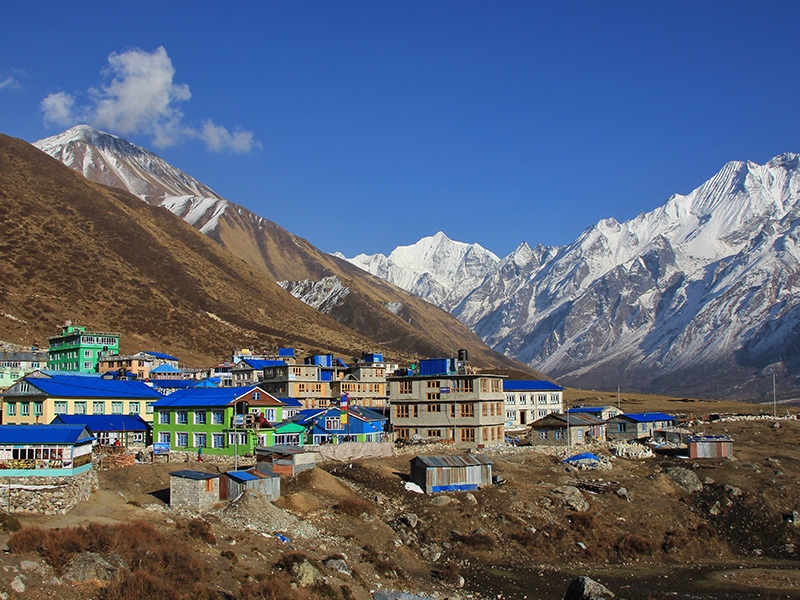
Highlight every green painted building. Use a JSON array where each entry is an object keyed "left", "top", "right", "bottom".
[
  {"left": 152, "top": 386, "right": 302, "bottom": 457},
  {"left": 47, "top": 322, "right": 120, "bottom": 373}
]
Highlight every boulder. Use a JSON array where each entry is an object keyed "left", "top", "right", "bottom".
[
  {"left": 290, "top": 558, "right": 322, "bottom": 586},
  {"left": 550, "top": 486, "right": 589, "bottom": 512},
  {"left": 665, "top": 467, "right": 703, "bottom": 493},
  {"left": 564, "top": 576, "right": 616, "bottom": 600},
  {"left": 62, "top": 552, "right": 118, "bottom": 582}
]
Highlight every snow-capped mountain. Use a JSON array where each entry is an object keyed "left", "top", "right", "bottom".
[
  {"left": 343, "top": 155, "right": 800, "bottom": 400},
  {"left": 34, "top": 125, "right": 229, "bottom": 235},
  {"left": 339, "top": 231, "right": 500, "bottom": 311}
]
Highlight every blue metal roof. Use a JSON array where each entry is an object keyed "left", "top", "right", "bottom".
[
  {"left": 0, "top": 424, "right": 94, "bottom": 445},
  {"left": 51, "top": 414, "right": 149, "bottom": 432},
  {"left": 152, "top": 386, "right": 265, "bottom": 408},
  {"left": 150, "top": 380, "right": 201, "bottom": 390},
  {"left": 278, "top": 397, "right": 302, "bottom": 407},
  {"left": 568, "top": 407, "right": 604, "bottom": 414},
  {"left": 150, "top": 364, "right": 182, "bottom": 373},
  {"left": 618, "top": 412, "right": 676, "bottom": 423},
  {"left": 10, "top": 375, "right": 163, "bottom": 399},
  {"left": 226, "top": 470, "right": 259, "bottom": 483},
  {"left": 242, "top": 359, "right": 286, "bottom": 369},
  {"left": 503, "top": 380, "right": 564, "bottom": 392}
]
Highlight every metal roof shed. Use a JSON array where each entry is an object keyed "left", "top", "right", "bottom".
[
  {"left": 225, "top": 469, "right": 280, "bottom": 501},
  {"left": 409, "top": 454, "right": 493, "bottom": 493},
  {"left": 255, "top": 444, "right": 317, "bottom": 475},
  {"left": 687, "top": 435, "right": 733, "bottom": 459}
]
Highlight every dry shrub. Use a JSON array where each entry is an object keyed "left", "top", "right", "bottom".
[
  {"left": 0, "top": 512, "right": 20, "bottom": 532},
  {"left": 334, "top": 497, "right": 375, "bottom": 517},
  {"left": 183, "top": 518, "right": 216, "bottom": 544},
  {"left": 695, "top": 522, "right": 715, "bottom": 539},
  {"left": 221, "top": 549, "right": 238, "bottom": 563},
  {"left": 275, "top": 552, "right": 312, "bottom": 572},
  {"left": 8, "top": 521, "right": 208, "bottom": 597},
  {"left": 452, "top": 531, "right": 495, "bottom": 551},
  {"left": 240, "top": 571, "right": 314, "bottom": 600},
  {"left": 432, "top": 560, "right": 462, "bottom": 584},
  {"left": 360, "top": 544, "right": 398, "bottom": 577},
  {"left": 99, "top": 570, "right": 182, "bottom": 600},
  {"left": 615, "top": 534, "right": 658, "bottom": 560},
  {"left": 568, "top": 512, "right": 595, "bottom": 533}
]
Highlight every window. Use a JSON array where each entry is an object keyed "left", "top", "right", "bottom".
[
  {"left": 111, "top": 401, "right": 123, "bottom": 415},
  {"left": 426, "top": 392, "right": 440, "bottom": 400},
  {"left": 460, "top": 403, "right": 474, "bottom": 418},
  {"left": 129, "top": 402, "right": 140, "bottom": 414},
  {"left": 325, "top": 417, "right": 341, "bottom": 430},
  {"left": 83, "top": 361, "right": 94, "bottom": 370},
  {"left": 539, "top": 431, "right": 548, "bottom": 439},
  {"left": 426, "top": 380, "right": 440, "bottom": 388},
  {"left": 84, "top": 350, "right": 93, "bottom": 358},
  {"left": 194, "top": 410, "right": 206, "bottom": 425},
  {"left": 425, "top": 403, "right": 441, "bottom": 412},
  {"left": 427, "top": 429, "right": 442, "bottom": 438},
  {"left": 617, "top": 423, "right": 626, "bottom": 432},
  {"left": 194, "top": 433, "right": 207, "bottom": 448},
  {"left": 460, "top": 428, "right": 475, "bottom": 442},
  {"left": 176, "top": 411, "right": 188, "bottom": 425},
  {"left": 145, "top": 402, "right": 154, "bottom": 414},
  {"left": 20, "top": 403, "right": 29, "bottom": 416},
  {"left": 252, "top": 391, "right": 261, "bottom": 400},
  {"left": 176, "top": 433, "right": 188, "bottom": 447},
  {"left": 395, "top": 404, "right": 409, "bottom": 418},
  {"left": 227, "top": 432, "right": 247, "bottom": 445},
  {"left": 158, "top": 411, "right": 170, "bottom": 425},
  {"left": 398, "top": 381, "right": 412, "bottom": 394},
  {"left": 212, "top": 434, "right": 224, "bottom": 449},
  {"left": 506, "top": 394, "right": 515, "bottom": 405},
  {"left": 158, "top": 432, "right": 170, "bottom": 444},
  {"left": 74, "top": 402, "right": 86, "bottom": 415},
  {"left": 54, "top": 401, "right": 68, "bottom": 414},
  {"left": 92, "top": 401, "right": 105, "bottom": 415},
  {"left": 506, "top": 410, "right": 516, "bottom": 420},
  {"left": 263, "top": 408, "right": 276, "bottom": 422},
  {"left": 211, "top": 410, "right": 224, "bottom": 425},
  {"left": 550, "top": 394, "right": 560, "bottom": 404},
  {"left": 5, "top": 403, "right": 15, "bottom": 416},
  {"left": 132, "top": 432, "right": 144, "bottom": 443},
  {"left": 33, "top": 403, "right": 43, "bottom": 417},
  {"left": 519, "top": 394, "right": 527, "bottom": 405},
  {"left": 555, "top": 431, "right": 564, "bottom": 440}
]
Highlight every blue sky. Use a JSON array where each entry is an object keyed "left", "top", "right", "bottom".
[{"left": 3, "top": 2, "right": 800, "bottom": 258}]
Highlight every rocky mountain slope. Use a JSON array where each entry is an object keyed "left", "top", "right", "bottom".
[
  {"left": 343, "top": 156, "right": 800, "bottom": 400},
  {"left": 33, "top": 126, "right": 534, "bottom": 373},
  {"left": 0, "top": 132, "right": 405, "bottom": 365}
]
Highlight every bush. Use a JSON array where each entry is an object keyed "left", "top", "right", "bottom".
[
  {"left": 451, "top": 531, "right": 495, "bottom": 551},
  {"left": 432, "top": 560, "right": 462, "bottom": 584},
  {"left": 615, "top": 534, "right": 658, "bottom": 560},
  {"left": 184, "top": 518, "right": 216, "bottom": 544},
  {"left": 0, "top": 512, "right": 20, "bottom": 532},
  {"left": 239, "top": 571, "right": 314, "bottom": 600}
]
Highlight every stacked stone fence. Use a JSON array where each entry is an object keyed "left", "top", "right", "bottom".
[{"left": 0, "top": 469, "right": 97, "bottom": 515}]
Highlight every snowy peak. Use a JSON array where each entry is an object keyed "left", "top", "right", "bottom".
[
  {"left": 343, "top": 231, "right": 500, "bottom": 311},
  {"left": 34, "top": 125, "right": 229, "bottom": 233}
]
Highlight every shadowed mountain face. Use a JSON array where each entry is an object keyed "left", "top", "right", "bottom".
[{"left": 32, "top": 126, "right": 535, "bottom": 374}]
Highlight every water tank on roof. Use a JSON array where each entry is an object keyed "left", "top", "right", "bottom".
[{"left": 457, "top": 349, "right": 469, "bottom": 362}]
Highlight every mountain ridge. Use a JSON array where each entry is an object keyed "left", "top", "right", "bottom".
[{"left": 341, "top": 154, "right": 800, "bottom": 400}]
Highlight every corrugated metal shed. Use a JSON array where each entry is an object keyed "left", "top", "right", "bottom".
[
  {"left": 224, "top": 468, "right": 280, "bottom": 500},
  {"left": 410, "top": 454, "right": 493, "bottom": 493},
  {"left": 687, "top": 435, "right": 733, "bottom": 459}
]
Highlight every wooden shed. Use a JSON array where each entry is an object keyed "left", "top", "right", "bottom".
[
  {"left": 255, "top": 445, "right": 317, "bottom": 475},
  {"left": 225, "top": 469, "right": 280, "bottom": 501},
  {"left": 169, "top": 470, "right": 220, "bottom": 512},
  {"left": 409, "top": 454, "right": 492, "bottom": 493},
  {"left": 686, "top": 434, "right": 733, "bottom": 459}
]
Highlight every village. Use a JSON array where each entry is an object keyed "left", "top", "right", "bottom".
[{"left": 0, "top": 322, "right": 797, "bottom": 600}]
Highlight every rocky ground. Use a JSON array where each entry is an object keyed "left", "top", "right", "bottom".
[{"left": 0, "top": 406, "right": 798, "bottom": 599}]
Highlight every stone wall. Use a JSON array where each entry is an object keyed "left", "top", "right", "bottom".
[
  {"left": 0, "top": 469, "right": 98, "bottom": 515},
  {"left": 170, "top": 476, "right": 220, "bottom": 513}
]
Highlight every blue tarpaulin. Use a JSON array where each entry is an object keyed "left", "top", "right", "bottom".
[{"left": 562, "top": 452, "right": 601, "bottom": 464}]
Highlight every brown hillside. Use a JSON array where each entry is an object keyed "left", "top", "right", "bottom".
[{"left": 0, "top": 133, "right": 401, "bottom": 365}]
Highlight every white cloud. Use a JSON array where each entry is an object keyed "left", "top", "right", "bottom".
[
  {"left": 0, "top": 75, "right": 20, "bottom": 91},
  {"left": 40, "top": 46, "right": 257, "bottom": 153}
]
